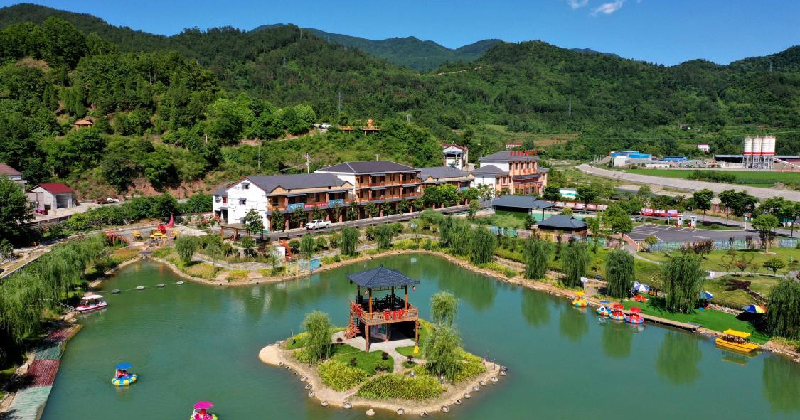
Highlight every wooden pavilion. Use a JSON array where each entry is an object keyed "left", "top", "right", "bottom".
[{"left": 346, "top": 266, "right": 420, "bottom": 352}]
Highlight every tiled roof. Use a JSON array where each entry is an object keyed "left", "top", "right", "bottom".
[
  {"left": 470, "top": 165, "right": 508, "bottom": 176},
  {"left": 37, "top": 183, "right": 73, "bottom": 194},
  {"left": 480, "top": 150, "right": 539, "bottom": 163},
  {"left": 492, "top": 195, "right": 554, "bottom": 210},
  {"left": 0, "top": 162, "right": 22, "bottom": 177},
  {"left": 246, "top": 173, "right": 347, "bottom": 193},
  {"left": 318, "top": 161, "right": 416, "bottom": 174},
  {"left": 347, "top": 266, "right": 420, "bottom": 288},
  {"left": 536, "top": 215, "right": 587, "bottom": 230},
  {"left": 418, "top": 166, "right": 470, "bottom": 181}
]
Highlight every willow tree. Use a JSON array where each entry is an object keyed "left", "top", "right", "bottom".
[
  {"left": 340, "top": 227, "right": 359, "bottom": 256},
  {"left": 299, "top": 234, "right": 316, "bottom": 260},
  {"left": 175, "top": 235, "right": 198, "bottom": 264},
  {"left": 423, "top": 324, "right": 461, "bottom": 381},
  {"left": 523, "top": 237, "right": 552, "bottom": 279},
  {"left": 373, "top": 224, "right": 394, "bottom": 250},
  {"left": 606, "top": 249, "right": 635, "bottom": 298},
  {"left": 561, "top": 241, "right": 589, "bottom": 287},
  {"left": 301, "top": 311, "right": 332, "bottom": 363},
  {"left": 431, "top": 292, "right": 458, "bottom": 327},
  {"left": 469, "top": 227, "right": 496, "bottom": 264},
  {"left": 661, "top": 253, "right": 705, "bottom": 313},
  {"left": 766, "top": 278, "right": 800, "bottom": 339}
]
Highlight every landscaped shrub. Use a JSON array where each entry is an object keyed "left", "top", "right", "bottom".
[
  {"left": 318, "top": 360, "right": 369, "bottom": 391},
  {"left": 356, "top": 374, "right": 444, "bottom": 400},
  {"left": 186, "top": 263, "right": 219, "bottom": 279},
  {"left": 227, "top": 269, "right": 249, "bottom": 281},
  {"left": 478, "top": 262, "right": 518, "bottom": 278}
]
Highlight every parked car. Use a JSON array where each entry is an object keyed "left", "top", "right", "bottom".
[{"left": 306, "top": 219, "right": 331, "bottom": 230}]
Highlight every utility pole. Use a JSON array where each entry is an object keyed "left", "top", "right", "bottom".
[
  {"left": 305, "top": 153, "right": 310, "bottom": 173},
  {"left": 337, "top": 91, "right": 342, "bottom": 121},
  {"left": 769, "top": 61, "right": 773, "bottom": 73},
  {"left": 406, "top": 114, "right": 411, "bottom": 122},
  {"left": 568, "top": 97, "right": 572, "bottom": 118},
  {"left": 258, "top": 141, "right": 262, "bottom": 170},
  {"left": 375, "top": 154, "right": 380, "bottom": 161}
]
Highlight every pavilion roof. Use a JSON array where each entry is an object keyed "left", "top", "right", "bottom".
[{"left": 347, "top": 266, "right": 420, "bottom": 289}]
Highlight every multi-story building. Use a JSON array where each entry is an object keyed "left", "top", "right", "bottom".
[
  {"left": 316, "top": 161, "right": 423, "bottom": 218},
  {"left": 442, "top": 144, "right": 469, "bottom": 170},
  {"left": 213, "top": 173, "right": 353, "bottom": 231},
  {"left": 418, "top": 166, "right": 473, "bottom": 192},
  {"left": 472, "top": 150, "right": 548, "bottom": 196}
]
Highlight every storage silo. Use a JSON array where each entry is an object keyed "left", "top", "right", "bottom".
[
  {"left": 753, "top": 136, "right": 763, "bottom": 156},
  {"left": 763, "top": 136, "right": 776, "bottom": 156},
  {"left": 744, "top": 136, "right": 753, "bottom": 155}
]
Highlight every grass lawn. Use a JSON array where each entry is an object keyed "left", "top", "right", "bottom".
[
  {"left": 621, "top": 168, "right": 800, "bottom": 188},
  {"left": 330, "top": 344, "right": 393, "bottom": 375},
  {"left": 621, "top": 299, "right": 770, "bottom": 344},
  {"left": 0, "top": 366, "right": 17, "bottom": 399},
  {"left": 396, "top": 345, "right": 417, "bottom": 358},
  {"left": 704, "top": 275, "right": 780, "bottom": 308},
  {"left": 647, "top": 248, "right": 800, "bottom": 275}
]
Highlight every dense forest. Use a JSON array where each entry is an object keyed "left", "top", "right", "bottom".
[{"left": 0, "top": 3, "right": 798, "bottom": 197}]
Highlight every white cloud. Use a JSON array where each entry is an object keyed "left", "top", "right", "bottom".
[
  {"left": 566, "top": 0, "right": 590, "bottom": 9},
  {"left": 592, "top": 0, "right": 625, "bottom": 15}
]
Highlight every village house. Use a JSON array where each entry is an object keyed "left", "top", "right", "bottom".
[
  {"left": 441, "top": 143, "right": 469, "bottom": 170},
  {"left": 73, "top": 118, "right": 93, "bottom": 129},
  {"left": 418, "top": 166, "right": 473, "bottom": 192},
  {"left": 471, "top": 150, "right": 548, "bottom": 196},
  {"left": 0, "top": 162, "right": 25, "bottom": 190},
  {"left": 30, "top": 183, "right": 76, "bottom": 211}
]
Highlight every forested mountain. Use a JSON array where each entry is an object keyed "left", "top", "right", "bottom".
[{"left": 0, "top": 3, "right": 798, "bottom": 199}]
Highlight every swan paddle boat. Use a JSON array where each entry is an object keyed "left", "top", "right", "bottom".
[
  {"left": 111, "top": 362, "right": 137, "bottom": 386},
  {"left": 572, "top": 291, "right": 587, "bottom": 307},
  {"left": 191, "top": 401, "right": 219, "bottom": 420},
  {"left": 625, "top": 307, "right": 644, "bottom": 324},
  {"left": 715, "top": 329, "right": 759, "bottom": 354},
  {"left": 76, "top": 294, "right": 107, "bottom": 313},
  {"left": 596, "top": 300, "right": 611, "bottom": 317},
  {"left": 610, "top": 304, "right": 626, "bottom": 321}
]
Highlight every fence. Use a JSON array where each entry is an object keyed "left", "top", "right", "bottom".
[
  {"left": 647, "top": 237, "right": 799, "bottom": 253},
  {"left": 488, "top": 226, "right": 518, "bottom": 237},
  {"left": 298, "top": 258, "right": 321, "bottom": 271}
]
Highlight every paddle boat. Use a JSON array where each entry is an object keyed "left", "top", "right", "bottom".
[
  {"left": 742, "top": 304, "right": 767, "bottom": 314},
  {"left": 191, "top": 401, "right": 219, "bottom": 420},
  {"left": 610, "top": 304, "right": 626, "bottom": 321},
  {"left": 76, "top": 294, "right": 107, "bottom": 313},
  {"left": 111, "top": 362, "right": 137, "bottom": 386},
  {"left": 596, "top": 300, "right": 611, "bottom": 317},
  {"left": 625, "top": 307, "right": 644, "bottom": 325},
  {"left": 715, "top": 329, "right": 759, "bottom": 354},
  {"left": 571, "top": 291, "right": 587, "bottom": 307}
]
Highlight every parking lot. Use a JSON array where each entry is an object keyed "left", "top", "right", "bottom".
[{"left": 629, "top": 224, "right": 756, "bottom": 243}]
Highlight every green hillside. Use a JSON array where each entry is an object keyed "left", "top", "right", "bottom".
[{"left": 0, "top": 3, "right": 798, "bottom": 199}]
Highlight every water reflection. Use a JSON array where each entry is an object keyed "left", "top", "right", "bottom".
[
  {"left": 520, "top": 290, "right": 550, "bottom": 327},
  {"left": 601, "top": 322, "right": 632, "bottom": 359},
  {"left": 559, "top": 306, "right": 588, "bottom": 342},
  {"left": 656, "top": 331, "right": 702, "bottom": 384},
  {"left": 762, "top": 355, "right": 800, "bottom": 412}
]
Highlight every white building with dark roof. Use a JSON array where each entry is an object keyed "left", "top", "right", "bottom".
[{"left": 473, "top": 150, "right": 548, "bottom": 196}]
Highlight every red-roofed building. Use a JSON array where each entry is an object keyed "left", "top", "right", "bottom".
[{"left": 31, "top": 183, "right": 75, "bottom": 210}]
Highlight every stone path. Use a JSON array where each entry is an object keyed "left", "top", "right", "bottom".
[{"left": 332, "top": 332, "right": 418, "bottom": 373}]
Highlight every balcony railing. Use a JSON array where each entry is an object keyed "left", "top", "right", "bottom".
[{"left": 351, "top": 303, "right": 419, "bottom": 324}]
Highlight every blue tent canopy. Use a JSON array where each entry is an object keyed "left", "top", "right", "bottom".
[{"left": 116, "top": 362, "right": 133, "bottom": 370}]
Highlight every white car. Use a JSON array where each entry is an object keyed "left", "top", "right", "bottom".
[{"left": 306, "top": 219, "right": 331, "bottom": 230}]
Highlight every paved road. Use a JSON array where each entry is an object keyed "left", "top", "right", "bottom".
[
  {"left": 578, "top": 164, "right": 800, "bottom": 201},
  {"left": 629, "top": 224, "right": 755, "bottom": 243}
]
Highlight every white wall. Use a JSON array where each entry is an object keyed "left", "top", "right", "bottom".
[
  {"left": 471, "top": 175, "right": 497, "bottom": 197},
  {"left": 315, "top": 171, "right": 357, "bottom": 196},
  {"left": 223, "top": 179, "right": 269, "bottom": 229}
]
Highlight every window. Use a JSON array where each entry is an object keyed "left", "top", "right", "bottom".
[
  {"left": 239, "top": 198, "right": 246, "bottom": 205},
  {"left": 242, "top": 183, "right": 249, "bottom": 190}
]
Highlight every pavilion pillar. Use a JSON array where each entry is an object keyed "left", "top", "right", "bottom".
[
  {"left": 404, "top": 286, "right": 408, "bottom": 310},
  {"left": 365, "top": 324, "right": 370, "bottom": 352},
  {"left": 368, "top": 289, "right": 373, "bottom": 314}
]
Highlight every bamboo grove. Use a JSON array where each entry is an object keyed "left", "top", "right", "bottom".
[{"left": 0, "top": 235, "right": 106, "bottom": 365}]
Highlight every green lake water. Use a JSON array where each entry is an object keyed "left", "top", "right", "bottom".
[{"left": 42, "top": 255, "right": 800, "bottom": 419}]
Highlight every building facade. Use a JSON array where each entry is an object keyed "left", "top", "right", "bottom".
[
  {"left": 0, "top": 162, "right": 25, "bottom": 190},
  {"left": 472, "top": 150, "right": 548, "bottom": 196},
  {"left": 30, "top": 183, "right": 75, "bottom": 210},
  {"left": 442, "top": 144, "right": 469, "bottom": 170}
]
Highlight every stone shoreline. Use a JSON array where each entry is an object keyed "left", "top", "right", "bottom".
[{"left": 258, "top": 342, "right": 504, "bottom": 416}]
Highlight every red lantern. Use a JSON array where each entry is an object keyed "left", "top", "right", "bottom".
[
  {"left": 364, "top": 290, "right": 369, "bottom": 295},
  {"left": 412, "top": 286, "right": 416, "bottom": 291}
]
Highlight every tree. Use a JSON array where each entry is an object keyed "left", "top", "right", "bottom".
[
  {"left": 301, "top": 311, "right": 332, "bottom": 363},
  {"left": 299, "top": 235, "right": 316, "bottom": 260},
  {"left": 373, "top": 224, "right": 394, "bottom": 250},
  {"left": 542, "top": 186, "right": 561, "bottom": 201},
  {"left": 523, "top": 238, "right": 552, "bottom": 279},
  {"left": 763, "top": 258, "right": 786, "bottom": 275},
  {"left": 240, "top": 236, "right": 256, "bottom": 257},
  {"left": 244, "top": 209, "right": 265, "bottom": 238},
  {"left": 270, "top": 211, "right": 285, "bottom": 232},
  {"left": 603, "top": 203, "right": 633, "bottom": 236},
  {"left": 636, "top": 185, "right": 652, "bottom": 204},
  {"left": 606, "top": 249, "right": 635, "bottom": 298},
  {"left": 175, "top": 235, "right": 198, "bottom": 265},
  {"left": 1, "top": 239, "right": 15, "bottom": 261},
  {"left": 752, "top": 214, "right": 779, "bottom": 251},
  {"left": 576, "top": 184, "right": 598, "bottom": 205},
  {"left": 691, "top": 189, "right": 714, "bottom": 219},
  {"left": 468, "top": 227, "right": 496, "bottom": 264},
  {"left": 765, "top": 279, "right": 800, "bottom": 339},
  {"left": 468, "top": 200, "right": 480, "bottom": 219},
  {"left": 365, "top": 202, "right": 379, "bottom": 218},
  {"left": 291, "top": 207, "right": 307, "bottom": 228},
  {"left": 346, "top": 202, "right": 359, "bottom": 221},
  {"left": 340, "top": 227, "right": 359, "bottom": 256},
  {"left": 430, "top": 292, "right": 458, "bottom": 327},
  {"left": 561, "top": 241, "right": 589, "bottom": 288},
  {"left": 718, "top": 189, "right": 737, "bottom": 219},
  {"left": 561, "top": 207, "right": 573, "bottom": 216},
  {"left": 661, "top": 253, "right": 705, "bottom": 313},
  {"left": 315, "top": 236, "right": 328, "bottom": 251},
  {"left": 0, "top": 176, "right": 32, "bottom": 244},
  {"left": 423, "top": 325, "right": 461, "bottom": 382}
]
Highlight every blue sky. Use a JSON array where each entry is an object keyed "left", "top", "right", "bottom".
[{"left": 4, "top": 0, "right": 798, "bottom": 65}]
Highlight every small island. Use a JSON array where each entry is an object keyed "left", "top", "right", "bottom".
[{"left": 259, "top": 266, "right": 505, "bottom": 415}]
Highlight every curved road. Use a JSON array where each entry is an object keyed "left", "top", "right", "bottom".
[{"left": 578, "top": 164, "right": 800, "bottom": 201}]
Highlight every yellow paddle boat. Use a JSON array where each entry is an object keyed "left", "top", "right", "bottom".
[
  {"left": 571, "top": 291, "right": 587, "bottom": 307},
  {"left": 715, "top": 329, "right": 759, "bottom": 354}
]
